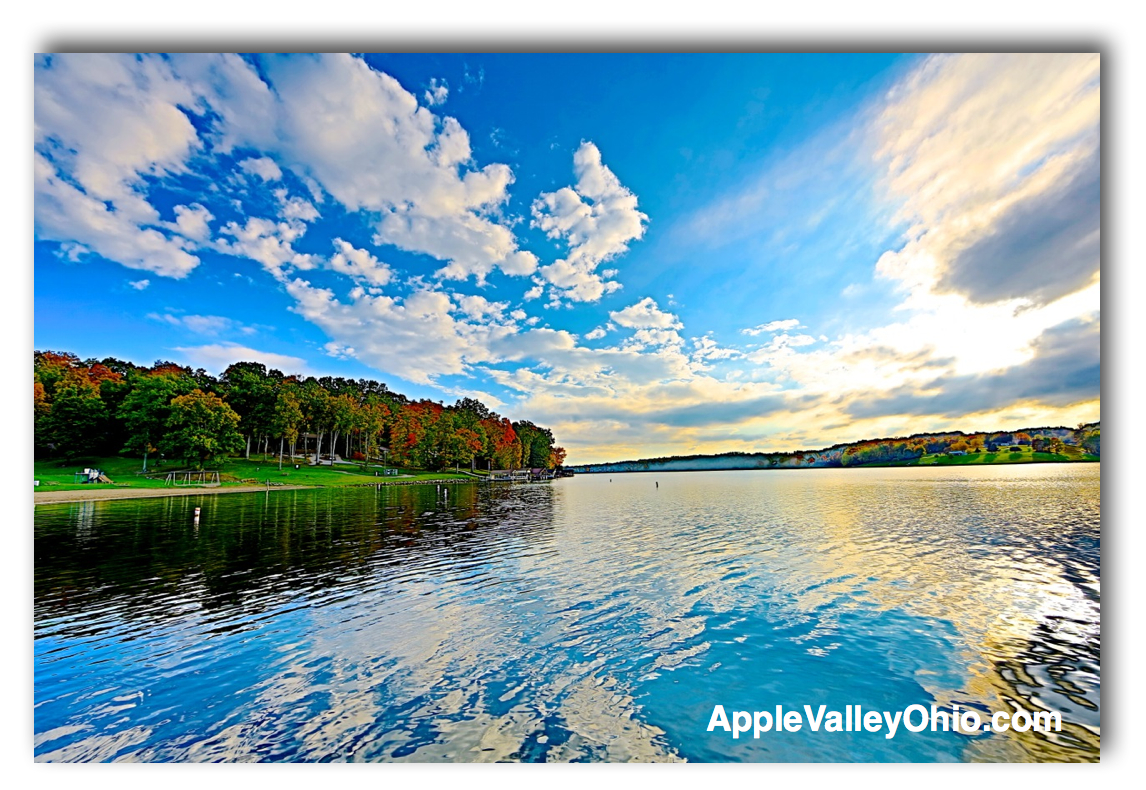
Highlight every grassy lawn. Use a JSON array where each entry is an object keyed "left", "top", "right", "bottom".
[
  {"left": 34, "top": 454, "right": 475, "bottom": 491},
  {"left": 915, "top": 446, "right": 1098, "bottom": 466}
]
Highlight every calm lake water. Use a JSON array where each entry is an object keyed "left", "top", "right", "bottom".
[{"left": 34, "top": 464, "right": 1100, "bottom": 762}]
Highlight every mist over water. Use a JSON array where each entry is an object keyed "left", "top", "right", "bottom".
[{"left": 34, "top": 464, "right": 1100, "bottom": 762}]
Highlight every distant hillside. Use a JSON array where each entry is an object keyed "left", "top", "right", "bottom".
[{"left": 569, "top": 422, "right": 1100, "bottom": 474}]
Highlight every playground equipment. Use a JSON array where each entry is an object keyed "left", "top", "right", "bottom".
[{"left": 164, "top": 470, "right": 221, "bottom": 487}]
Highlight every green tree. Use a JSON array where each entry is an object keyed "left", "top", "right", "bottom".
[
  {"left": 513, "top": 420, "right": 555, "bottom": 468},
  {"left": 159, "top": 389, "right": 244, "bottom": 469},
  {"left": 220, "top": 362, "right": 276, "bottom": 459},
  {"left": 119, "top": 370, "right": 195, "bottom": 471},
  {"left": 1078, "top": 424, "right": 1100, "bottom": 456},
  {"left": 42, "top": 383, "right": 107, "bottom": 460},
  {"left": 34, "top": 382, "right": 51, "bottom": 455}
]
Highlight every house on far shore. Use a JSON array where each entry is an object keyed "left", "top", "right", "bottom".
[
  {"left": 486, "top": 468, "right": 556, "bottom": 482},
  {"left": 947, "top": 450, "right": 967, "bottom": 456}
]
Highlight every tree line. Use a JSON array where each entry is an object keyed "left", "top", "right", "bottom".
[
  {"left": 837, "top": 425, "right": 1100, "bottom": 466},
  {"left": 571, "top": 423, "right": 1100, "bottom": 473},
  {"left": 34, "top": 350, "right": 566, "bottom": 472}
]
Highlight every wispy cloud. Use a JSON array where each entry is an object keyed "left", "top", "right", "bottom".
[
  {"left": 423, "top": 77, "right": 448, "bottom": 106},
  {"left": 741, "top": 318, "right": 801, "bottom": 336},
  {"left": 147, "top": 312, "right": 258, "bottom": 337},
  {"left": 872, "top": 53, "right": 1100, "bottom": 308}
]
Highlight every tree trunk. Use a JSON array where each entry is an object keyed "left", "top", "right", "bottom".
[
  {"left": 278, "top": 437, "right": 283, "bottom": 471},
  {"left": 315, "top": 430, "right": 323, "bottom": 464},
  {"left": 331, "top": 431, "right": 340, "bottom": 462},
  {"left": 245, "top": 434, "right": 251, "bottom": 460}
]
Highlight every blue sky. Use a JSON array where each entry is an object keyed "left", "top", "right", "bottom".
[{"left": 34, "top": 53, "right": 1100, "bottom": 463}]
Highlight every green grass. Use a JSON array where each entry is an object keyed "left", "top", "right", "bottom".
[
  {"left": 34, "top": 454, "right": 475, "bottom": 491},
  {"left": 915, "top": 446, "right": 1098, "bottom": 466}
]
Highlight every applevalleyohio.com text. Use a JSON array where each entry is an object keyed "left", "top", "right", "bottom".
[{"left": 707, "top": 704, "right": 1061, "bottom": 740}]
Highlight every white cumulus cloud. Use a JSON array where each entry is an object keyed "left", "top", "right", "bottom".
[
  {"left": 609, "top": 297, "right": 682, "bottom": 330},
  {"left": 216, "top": 216, "right": 318, "bottom": 280},
  {"left": 238, "top": 156, "right": 283, "bottom": 181},
  {"left": 244, "top": 54, "right": 536, "bottom": 283},
  {"left": 532, "top": 142, "right": 647, "bottom": 302},
  {"left": 34, "top": 54, "right": 205, "bottom": 278},
  {"left": 327, "top": 239, "right": 394, "bottom": 286}
]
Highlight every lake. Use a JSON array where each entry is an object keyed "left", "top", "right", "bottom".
[{"left": 33, "top": 464, "right": 1100, "bottom": 762}]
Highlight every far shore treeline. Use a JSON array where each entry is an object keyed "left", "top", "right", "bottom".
[
  {"left": 34, "top": 350, "right": 565, "bottom": 471},
  {"left": 570, "top": 423, "right": 1100, "bottom": 474}
]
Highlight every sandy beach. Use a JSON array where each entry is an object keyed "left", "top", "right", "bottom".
[{"left": 34, "top": 484, "right": 315, "bottom": 505}]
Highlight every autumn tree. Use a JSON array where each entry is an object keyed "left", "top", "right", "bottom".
[
  {"left": 356, "top": 395, "right": 390, "bottom": 469},
  {"left": 484, "top": 417, "right": 518, "bottom": 470},
  {"left": 269, "top": 380, "right": 304, "bottom": 470},
  {"left": 299, "top": 379, "right": 334, "bottom": 463},
  {"left": 33, "top": 351, "right": 82, "bottom": 400},
  {"left": 329, "top": 393, "right": 359, "bottom": 461},
  {"left": 32, "top": 347, "right": 564, "bottom": 475}
]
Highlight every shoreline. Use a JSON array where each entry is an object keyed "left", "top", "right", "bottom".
[
  {"left": 570, "top": 458, "right": 1099, "bottom": 474},
  {"left": 34, "top": 484, "right": 315, "bottom": 505},
  {"left": 33, "top": 477, "right": 479, "bottom": 506}
]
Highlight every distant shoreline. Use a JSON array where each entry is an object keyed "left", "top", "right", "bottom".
[{"left": 571, "top": 457, "right": 1100, "bottom": 474}]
